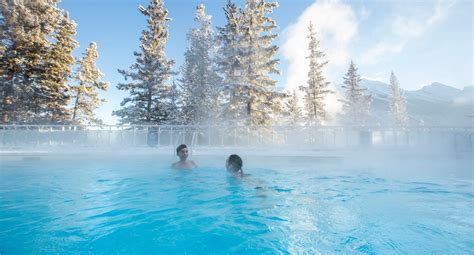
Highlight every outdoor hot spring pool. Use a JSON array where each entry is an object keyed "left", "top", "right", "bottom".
[{"left": 0, "top": 153, "right": 472, "bottom": 254}]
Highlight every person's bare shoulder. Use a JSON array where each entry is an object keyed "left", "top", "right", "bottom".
[{"left": 190, "top": 160, "right": 198, "bottom": 168}]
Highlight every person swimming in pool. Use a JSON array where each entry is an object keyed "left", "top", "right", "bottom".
[
  {"left": 225, "top": 154, "right": 263, "bottom": 189},
  {"left": 172, "top": 144, "right": 197, "bottom": 170},
  {"left": 226, "top": 154, "right": 244, "bottom": 177}
]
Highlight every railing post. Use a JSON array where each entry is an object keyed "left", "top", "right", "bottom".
[
  {"left": 170, "top": 126, "right": 174, "bottom": 146},
  {"left": 25, "top": 126, "right": 29, "bottom": 146},
  {"left": 405, "top": 130, "right": 410, "bottom": 147},
  {"left": 394, "top": 128, "right": 398, "bottom": 148},
  {"left": 381, "top": 130, "right": 385, "bottom": 148},
  {"left": 37, "top": 126, "right": 41, "bottom": 147},
  {"left": 247, "top": 126, "right": 250, "bottom": 147},
  {"left": 108, "top": 126, "right": 111, "bottom": 147},
  {"left": 1, "top": 126, "right": 4, "bottom": 147},
  {"left": 95, "top": 128, "right": 99, "bottom": 148},
  {"left": 208, "top": 126, "right": 211, "bottom": 147},
  {"left": 132, "top": 126, "right": 136, "bottom": 147},
  {"left": 60, "top": 126, "right": 65, "bottom": 146},
  {"left": 119, "top": 126, "right": 123, "bottom": 146},
  {"left": 470, "top": 133, "right": 474, "bottom": 151},
  {"left": 157, "top": 126, "right": 161, "bottom": 147}
]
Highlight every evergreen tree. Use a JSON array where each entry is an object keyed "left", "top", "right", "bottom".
[
  {"left": 299, "top": 22, "right": 332, "bottom": 126},
  {"left": 0, "top": 0, "right": 20, "bottom": 123},
  {"left": 166, "top": 80, "right": 183, "bottom": 124},
  {"left": 1, "top": 1, "right": 40, "bottom": 123},
  {"left": 216, "top": 0, "right": 247, "bottom": 125},
  {"left": 114, "top": 0, "right": 175, "bottom": 124},
  {"left": 180, "top": 4, "right": 221, "bottom": 125},
  {"left": 339, "top": 60, "right": 372, "bottom": 128},
  {"left": 39, "top": 12, "right": 77, "bottom": 123},
  {"left": 0, "top": 11, "right": 5, "bottom": 56},
  {"left": 284, "top": 90, "right": 302, "bottom": 125},
  {"left": 239, "top": 0, "right": 280, "bottom": 126},
  {"left": 71, "top": 42, "right": 109, "bottom": 124},
  {"left": 0, "top": 3, "right": 6, "bottom": 95},
  {"left": 20, "top": 1, "right": 52, "bottom": 123},
  {"left": 389, "top": 71, "right": 408, "bottom": 128},
  {"left": 0, "top": 0, "right": 77, "bottom": 124}
]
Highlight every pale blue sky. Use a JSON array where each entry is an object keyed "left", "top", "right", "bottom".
[{"left": 59, "top": 0, "right": 473, "bottom": 124}]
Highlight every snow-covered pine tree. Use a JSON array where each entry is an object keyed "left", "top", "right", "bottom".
[
  {"left": 71, "top": 42, "right": 109, "bottom": 124},
  {"left": 239, "top": 0, "right": 281, "bottom": 126},
  {"left": 40, "top": 12, "right": 77, "bottom": 123},
  {"left": 0, "top": 4, "right": 6, "bottom": 86},
  {"left": 22, "top": 1, "right": 56, "bottom": 123},
  {"left": 114, "top": 0, "right": 175, "bottom": 124},
  {"left": 1, "top": 1, "right": 42, "bottom": 123},
  {"left": 389, "top": 71, "right": 408, "bottom": 128},
  {"left": 166, "top": 80, "right": 183, "bottom": 124},
  {"left": 0, "top": 0, "right": 76, "bottom": 124},
  {"left": 299, "top": 22, "right": 332, "bottom": 126},
  {"left": 179, "top": 4, "right": 221, "bottom": 125},
  {"left": 284, "top": 90, "right": 302, "bottom": 125},
  {"left": 0, "top": 11, "right": 5, "bottom": 56},
  {"left": 0, "top": 0, "right": 20, "bottom": 123},
  {"left": 339, "top": 60, "right": 372, "bottom": 128},
  {"left": 216, "top": 0, "right": 247, "bottom": 125}
]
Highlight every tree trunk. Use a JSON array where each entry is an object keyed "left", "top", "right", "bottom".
[
  {"left": 146, "top": 88, "right": 152, "bottom": 122},
  {"left": 72, "top": 86, "right": 82, "bottom": 123},
  {"left": 2, "top": 77, "right": 15, "bottom": 123}
]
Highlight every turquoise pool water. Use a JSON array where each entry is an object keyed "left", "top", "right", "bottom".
[{"left": 0, "top": 154, "right": 472, "bottom": 254}]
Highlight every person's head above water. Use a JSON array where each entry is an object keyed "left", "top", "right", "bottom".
[
  {"left": 172, "top": 144, "right": 197, "bottom": 169},
  {"left": 226, "top": 154, "right": 243, "bottom": 174},
  {"left": 176, "top": 144, "right": 189, "bottom": 162}
]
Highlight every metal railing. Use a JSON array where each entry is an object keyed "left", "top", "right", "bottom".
[{"left": 0, "top": 125, "right": 472, "bottom": 152}]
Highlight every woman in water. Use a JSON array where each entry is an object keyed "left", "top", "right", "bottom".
[
  {"left": 172, "top": 144, "right": 197, "bottom": 170},
  {"left": 225, "top": 154, "right": 265, "bottom": 190},
  {"left": 226, "top": 154, "right": 244, "bottom": 177}
]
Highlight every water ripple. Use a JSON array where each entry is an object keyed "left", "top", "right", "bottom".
[{"left": 0, "top": 157, "right": 472, "bottom": 254}]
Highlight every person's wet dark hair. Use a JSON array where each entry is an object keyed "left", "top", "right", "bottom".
[
  {"left": 227, "top": 154, "right": 243, "bottom": 170},
  {"left": 176, "top": 144, "right": 187, "bottom": 155}
]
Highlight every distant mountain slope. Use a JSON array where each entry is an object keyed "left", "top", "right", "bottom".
[{"left": 335, "top": 80, "right": 473, "bottom": 127}]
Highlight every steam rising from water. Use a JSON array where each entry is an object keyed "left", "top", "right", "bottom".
[{"left": 0, "top": 153, "right": 472, "bottom": 254}]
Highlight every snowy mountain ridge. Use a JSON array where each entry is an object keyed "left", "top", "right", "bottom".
[{"left": 335, "top": 79, "right": 473, "bottom": 126}]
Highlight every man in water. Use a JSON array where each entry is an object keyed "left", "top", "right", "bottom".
[
  {"left": 172, "top": 144, "right": 197, "bottom": 170},
  {"left": 226, "top": 154, "right": 244, "bottom": 177}
]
